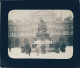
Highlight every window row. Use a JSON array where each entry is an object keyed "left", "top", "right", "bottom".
[
  {"left": 8, "top": 24, "right": 73, "bottom": 32},
  {"left": 8, "top": 32, "right": 36, "bottom": 37},
  {"left": 49, "top": 30, "right": 73, "bottom": 35},
  {"left": 8, "top": 30, "right": 73, "bottom": 37},
  {"left": 48, "top": 24, "right": 73, "bottom": 29}
]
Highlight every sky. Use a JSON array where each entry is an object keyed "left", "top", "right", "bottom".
[{"left": 8, "top": 10, "right": 73, "bottom": 23}]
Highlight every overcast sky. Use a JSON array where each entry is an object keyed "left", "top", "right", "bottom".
[{"left": 8, "top": 10, "right": 73, "bottom": 23}]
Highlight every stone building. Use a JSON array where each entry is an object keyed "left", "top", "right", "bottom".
[{"left": 8, "top": 10, "right": 73, "bottom": 48}]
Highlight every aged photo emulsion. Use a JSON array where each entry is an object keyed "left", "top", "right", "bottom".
[{"left": 8, "top": 10, "right": 73, "bottom": 59}]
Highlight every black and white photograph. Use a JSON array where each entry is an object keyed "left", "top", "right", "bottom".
[{"left": 8, "top": 10, "right": 73, "bottom": 59}]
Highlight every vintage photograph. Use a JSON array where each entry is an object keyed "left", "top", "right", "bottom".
[{"left": 8, "top": 10, "right": 73, "bottom": 59}]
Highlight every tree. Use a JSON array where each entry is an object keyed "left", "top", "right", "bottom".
[
  {"left": 67, "top": 36, "right": 73, "bottom": 46},
  {"left": 24, "top": 38, "right": 30, "bottom": 45},
  {"left": 15, "top": 38, "right": 20, "bottom": 47},
  {"left": 59, "top": 37, "right": 64, "bottom": 43}
]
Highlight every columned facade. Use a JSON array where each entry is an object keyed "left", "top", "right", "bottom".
[{"left": 8, "top": 10, "right": 73, "bottom": 49}]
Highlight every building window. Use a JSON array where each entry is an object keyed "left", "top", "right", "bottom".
[
  {"left": 62, "top": 30, "right": 67, "bottom": 35},
  {"left": 11, "top": 33, "right": 14, "bottom": 37},
  {"left": 66, "top": 25, "right": 70, "bottom": 29},
  {"left": 14, "top": 33, "right": 16, "bottom": 37},
  {"left": 60, "top": 30, "right": 62, "bottom": 35},
  {"left": 58, "top": 30, "right": 61, "bottom": 35},
  {"left": 66, "top": 30, "right": 69, "bottom": 35},
  {"left": 70, "top": 30, "right": 73, "bottom": 35},
  {"left": 10, "top": 27, "right": 13, "bottom": 31},
  {"left": 71, "top": 31, "right": 73, "bottom": 35}
]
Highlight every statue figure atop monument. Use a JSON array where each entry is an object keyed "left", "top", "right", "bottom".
[
  {"left": 38, "top": 18, "right": 47, "bottom": 32},
  {"left": 36, "top": 18, "right": 49, "bottom": 40}
]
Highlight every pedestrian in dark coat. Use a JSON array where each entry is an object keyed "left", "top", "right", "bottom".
[
  {"left": 36, "top": 45, "right": 40, "bottom": 56},
  {"left": 8, "top": 39, "right": 12, "bottom": 52},
  {"left": 41, "top": 44, "right": 46, "bottom": 54},
  {"left": 8, "top": 45, "right": 11, "bottom": 52},
  {"left": 25, "top": 44, "right": 31, "bottom": 56},
  {"left": 21, "top": 46, "right": 25, "bottom": 53},
  {"left": 60, "top": 42, "right": 66, "bottom": 52},
  {"left": 28, "top": 45, "right": 31, "bottom": 56},
  {"left": 54, "top": 42, "right": 60, "bottom": 53}
]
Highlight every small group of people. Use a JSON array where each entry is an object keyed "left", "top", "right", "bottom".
[
  {"left": 20, "top": 43, "right": 46, "bottom": 56},
  {"left": 36, "top": 44, "right": 46, "bottom": 56},
  {"left": 21, "top": 43, "right": 31, "bottom": 56},
  {"left": 54, "top": 41, "right": 66, "bottom": 53},
  {"left": 8, "top": 41, "right": 66, "bottom": 56},
  {"left": 20, "top": 41, "right": 66, "bottom": 56}
]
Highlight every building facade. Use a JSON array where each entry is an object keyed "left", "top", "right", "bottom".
[{"left": 8, "top": 10, "right": 73, "bottom": 48}]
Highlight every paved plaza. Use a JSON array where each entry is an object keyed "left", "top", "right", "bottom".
[{"left": 8, "top": 46, "right": 73, "bottom": 59}]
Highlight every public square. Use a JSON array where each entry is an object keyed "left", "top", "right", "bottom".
[
  {"left": 8, "top": 10, "right": 73, "bottom": 59},
  {"left": 8, "top": 46, "right": 73, "bottom": 59}
]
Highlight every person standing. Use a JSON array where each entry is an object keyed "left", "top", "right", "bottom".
[
  {"left": 60, "top": 42, "right": 66, "bottom": 52},
  {"left": 36, "top": 45, "right": 40, "bottom": 56},
  {"left": 25, "top": 44, "right": 31, "bottom": 56},
  {"left": 9, "top": 45, "right": 11, "bottom": 52},
  {"left": 41, "top": 44, "right": 46, "bottom": 54},
  {"left": 28, "top": 45, "right": 31, "bottom": 56},
  {"left": 8, "top": 39, "right": 12, "bottom": 52},
  {"left": 59, "top": 37, "right": 66, "bottom": 52},
  {"left": 54, "top": 42, "right": 60, "bottom": 53}
]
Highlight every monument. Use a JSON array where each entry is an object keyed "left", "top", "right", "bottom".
[
  {"left": 36, "top": 18, "right": 49, "bottom": 41},
  {"left": 35, "top": 18, "right": 51, "bottom": 53}
]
